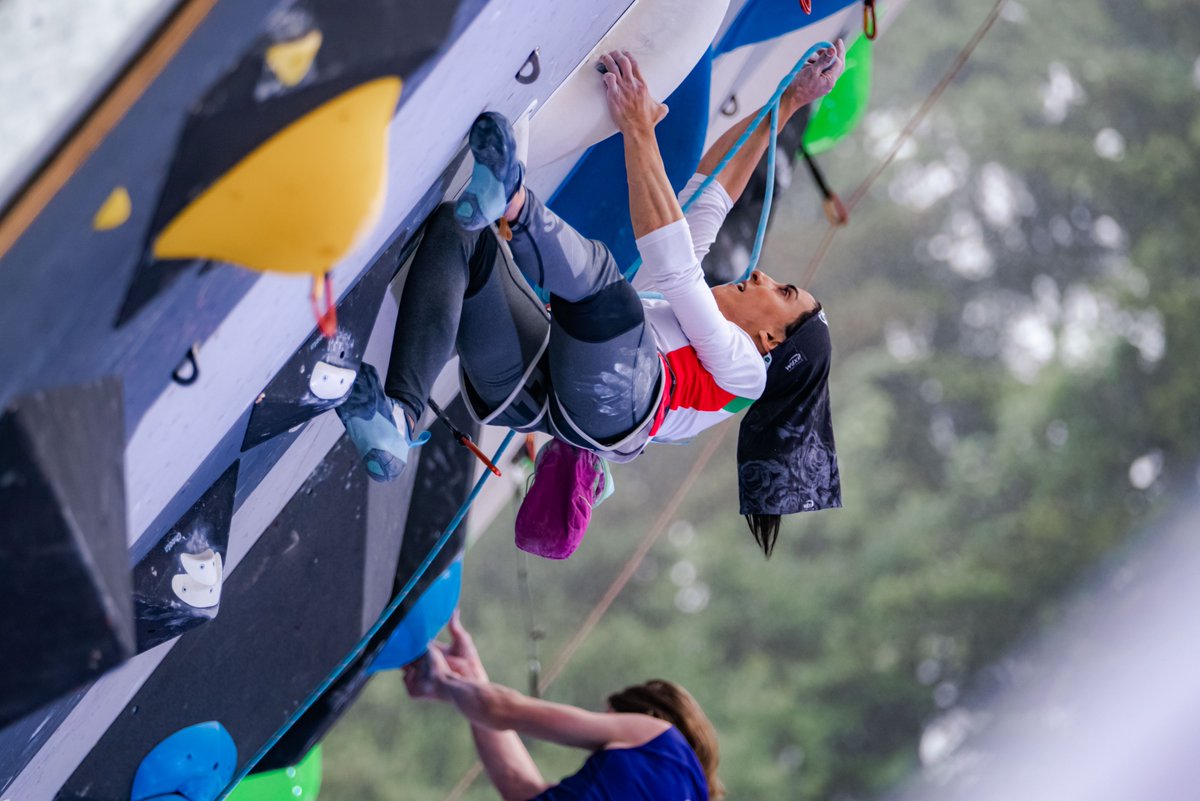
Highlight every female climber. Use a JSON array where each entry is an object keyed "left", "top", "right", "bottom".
[
  {"left": 405, "top": 613, "right": 723, "bottom": 801},
  {"left": 336, "top": 42, "right": 846, "bottom": 556}
]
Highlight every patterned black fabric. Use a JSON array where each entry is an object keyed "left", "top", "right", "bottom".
[{"left": 737, "top": 311, "right": 841, "bottom": 515}]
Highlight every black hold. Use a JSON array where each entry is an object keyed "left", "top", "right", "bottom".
[
  {"left": 721, "top": 94, "right": 739, "bottom": 117},
  {"left": 61, "top": 439, "right": 374, "bottom": 800},
  {"left": 132, "top": 462, "right": 239, "bottom": 652},
  {"left": 239, "top": 225, "right": 415, "bottom": 452},
  {"left": 113, "top": 257, "right": 206, "bottom": 329},
  {"left": 516, "top": 48, "right": 541, "bottom": 84},
  {"left": 0, "top": 376, "right": 133, "bottom": 728},
  {"left": 172, "top": 345, "right": 200, "bottom": 386}
]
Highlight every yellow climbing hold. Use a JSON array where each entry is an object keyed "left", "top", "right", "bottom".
[
  {"left": 93, "top": 187, "right": 132, "bottom": 231},
  {"left": 154, "top": 76, "right": 402, "bottom": 275},
  {"left": 265, "top": 30, "right": 323, "bottom": 87}
]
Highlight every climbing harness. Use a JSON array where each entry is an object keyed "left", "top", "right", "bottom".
[
  {"left": 428, "top": 398, "right": 503, "bottom": 477},
  {"left": 215, "top": 430, "right": 517, "bottom": 801},
  {"left": 624, "top": 40, "right": 835, "bottom": 283}
]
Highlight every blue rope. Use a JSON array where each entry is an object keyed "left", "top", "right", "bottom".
[
  {"left": 217, "top": 429, "right": 518, "bottom": 799},
  {"left": 747, "top": 103, "right": 779, "bottom": 275},
  {"left": 623, "top": 40, "right": 832, "bottom": 283}
]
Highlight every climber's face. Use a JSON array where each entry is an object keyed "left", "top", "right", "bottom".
[{"left": 712, "top": 270, "right": 819, "bottom": 356}]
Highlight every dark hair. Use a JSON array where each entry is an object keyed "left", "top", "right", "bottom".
[
  {"left": 785, "top": 300, "right": 823, "bottom": 340},
  {"left": 608, "top": 680, "right": 724, "bottom": 800},
  {"left": 740, "top": 300, "right": 823, "bottom": 558},
  {"left": 744, "top": 513, "right": 780, "bottom": 558}
]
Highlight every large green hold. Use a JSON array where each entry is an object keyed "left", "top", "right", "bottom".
[
  {"left": 802, "top": 34, "right": 873, "bottom": 155},
  {"left": 227, "top": 745, "right": 322, "bottom": 800}
]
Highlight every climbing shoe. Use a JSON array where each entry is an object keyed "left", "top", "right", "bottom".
[
  {"left": 455, "top": 111, "right": 524, "bottom": 231},
  {"left": 335, "top": 363, "right": 429, "bottom": 482}
]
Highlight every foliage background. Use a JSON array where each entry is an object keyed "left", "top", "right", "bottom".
[{"left": 322, "top": 0, "right": 1200, "bottom": 798}]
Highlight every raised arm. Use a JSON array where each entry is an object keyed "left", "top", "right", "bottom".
[
  {"left": 602, "top": 50, "right": 767, "bottom": 398},
  {"left": 699, "top": 39, "right": 846, "bottom": 204},
  {"left": 600, "top": 50, "right": 681, "bottom": 239},
  {"left": 406, "top": 616, "right": 548, "bottom": 801},
  {"left": 407, "top": 616, "right": 670, "bottom": 800},
  {"left": 452, "top": 676, "right": 667, "bottom": 750}
]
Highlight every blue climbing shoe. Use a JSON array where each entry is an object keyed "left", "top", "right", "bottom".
[
  {"left": 335, "top": 364, "right": 429, "bottom": 482},
  {"left": 455, "top": 111, "right": 524, "bottom": 231}
]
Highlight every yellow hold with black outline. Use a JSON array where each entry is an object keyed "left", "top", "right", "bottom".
[{"left": 153, "top": 77, "right": 401, "bottom": 276}]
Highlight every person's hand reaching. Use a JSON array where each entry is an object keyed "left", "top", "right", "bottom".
[
  {"left": 404, "top": 611, "right": 487, "bottom": 702},
  {"left": 600, "top": 50, "right": 668, "bottom": 138},
  {"left": 404, "top": 645, "right": 458, "bottom": 703},
  {"left": 443, "top": 610, "right": 488, "bottom": 683},
  {"left": 782, "top": 38, "right": 846, "bottom": 115}
]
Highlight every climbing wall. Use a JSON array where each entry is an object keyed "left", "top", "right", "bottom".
[
  {"left": 0, "top": 0, "right": 890, "bottom": 796},
  {"left": 0, "top": 0, "right": 643, "bottom": 798}
]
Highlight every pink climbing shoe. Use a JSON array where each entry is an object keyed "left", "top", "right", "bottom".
[{"left": 515, "top": 439, "right": 608, "bottom": 560}]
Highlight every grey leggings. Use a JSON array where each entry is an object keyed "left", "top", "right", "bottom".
[{"left": 384, "top": 191, "right": 660, "bottom": 444}]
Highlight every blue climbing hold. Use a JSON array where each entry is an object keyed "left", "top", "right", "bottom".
[
  {"left": 131, "top": 721, "right": 237, "bottom": 801},
  {"left": 368, "top": 559, "right": 463, "bottom": 673}
]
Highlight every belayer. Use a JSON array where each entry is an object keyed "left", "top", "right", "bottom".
[
  {"left": 405, "top": 613, "right": 724, "bottom": 800},
  {"left": 338, "top": 42, "right": 847, "bottom": 557}
]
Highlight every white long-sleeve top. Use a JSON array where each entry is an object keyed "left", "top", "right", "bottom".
[{"left": 633, "top": 174, "right": 768, "bottom": 444}]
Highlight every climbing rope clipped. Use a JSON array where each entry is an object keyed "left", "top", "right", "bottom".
[
  {"left": 799, "top": 144, "right": 849, "bottom": 226},
  {"left": 624, "top": 40, "right": 834, "bottom": 284},
  {"left": 215, "top": 430, "right": 517, "bottom": 801}
]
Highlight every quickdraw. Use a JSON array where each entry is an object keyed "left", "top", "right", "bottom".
[
  {"left": 428, "top": 398, "right": 503, "bottom": 477},
  {"left": 800, "top": 145, "right": 849, "bottom": 226},
  {"left": 863, "top": 0, "right": 878, "bottom": 40}
]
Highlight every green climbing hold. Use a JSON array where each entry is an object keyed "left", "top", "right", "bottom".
[
  {"left": 227, "top": 745, "right": 322, "bottom": 801},
  {"left": 802, "top": 35, "right": 873, "bottom": 155}
]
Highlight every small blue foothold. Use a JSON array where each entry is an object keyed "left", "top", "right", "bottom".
[
  {"left": 368, "top": 560, "right": 463, "bottom": 673},
  {"left": 131, "top": 721, "right": 237, "bottom": 801}
]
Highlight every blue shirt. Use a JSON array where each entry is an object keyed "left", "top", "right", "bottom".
[{"left": 531, "top": 727, "right": 709, "bottom": 801}]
